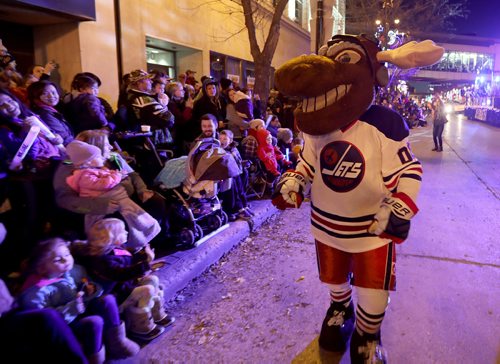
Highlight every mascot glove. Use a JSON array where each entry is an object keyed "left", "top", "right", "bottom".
[
  {"left": 271, "top": 170, "right": 306, "bottom": 210},
  {"left": 368, "top": 192, "right": 419, "bottom": 243}
]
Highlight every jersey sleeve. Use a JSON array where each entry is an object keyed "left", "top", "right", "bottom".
[
  {"left": 295, "top": 134, "right": 317, "bottom": 186},
  {"left": 381, "top": 136, "right": 422, "bottom": 211}
]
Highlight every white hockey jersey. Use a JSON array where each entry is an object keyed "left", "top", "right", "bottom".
[{"left": 297, "top": 105, "right": 422, "bottom": 253}]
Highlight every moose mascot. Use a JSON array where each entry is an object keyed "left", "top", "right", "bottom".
[{"left": 272, "top": 34, "right": 444, "bottom": 363}]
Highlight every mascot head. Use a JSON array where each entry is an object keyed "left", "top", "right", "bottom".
[{"left": 275, "top": 34, "right": 444, "bottom": 135}]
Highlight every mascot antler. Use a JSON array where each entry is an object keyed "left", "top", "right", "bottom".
[{"left": 377, "top": 40, "right": 444, "bottom": 69}]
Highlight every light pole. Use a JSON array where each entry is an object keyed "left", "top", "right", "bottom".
[{"left": 316, "top": 0, "right": 324, "bottom": 54}]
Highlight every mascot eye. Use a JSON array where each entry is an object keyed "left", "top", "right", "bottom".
[{"left": 334, "top": 50, "right": 361, "bottom": 64}]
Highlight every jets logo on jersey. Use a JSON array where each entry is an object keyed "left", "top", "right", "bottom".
[{"left": 320, "top": 141, "right": 365, "bottom": 192}]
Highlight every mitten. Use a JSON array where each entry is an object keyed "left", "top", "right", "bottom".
[
  {"left": 368, "top": 192, "right": 418, "bottom": 243},
  {"left": 271, "top": 170, "right": 306, "bottom": 210}
]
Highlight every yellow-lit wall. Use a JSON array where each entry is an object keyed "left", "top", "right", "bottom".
[
  {"left": 119, "top": 0, "right": 310, "bottom": 85},
  {"left": 33, "top": 0, "right": 311, "bottom": 108},
  {"left": 33, "top": 0, "right": 119, "bottom": 107}
]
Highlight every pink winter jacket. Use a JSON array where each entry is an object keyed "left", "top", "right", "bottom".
[{"left": 66, "top": 167, "right": 122, "bottom": 197}]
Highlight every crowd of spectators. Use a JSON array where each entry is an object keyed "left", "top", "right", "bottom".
[
  {"left": 0, "top": 41, "right": 302, "bottom": 361},
  {"left": 374, "top": 88, "right": 430, "bottom": 129}
]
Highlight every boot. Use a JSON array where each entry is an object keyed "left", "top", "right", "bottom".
[
  {"left": 87, "top": 345, "right": 105, "bottom": 364},
  {"left": 350, "top": 329, "right": 387, "bottom": 364},
  {"left": 124, "top": 305, "right": 165, "bottom": 342},
  {"left": 152, "top": 295, "right": 175, "bottom": 328},
  {"left": 318, "top": 301, "right": 354, "bottom": 352},
  {"left": 104, "top": 321, "right": 140, "bottom": 360}
]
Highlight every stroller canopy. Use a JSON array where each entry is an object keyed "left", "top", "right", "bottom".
[{"left": 188, "top": 138, "right": 240, "bottom": 181}]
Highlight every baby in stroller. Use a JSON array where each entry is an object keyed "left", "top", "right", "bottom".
[{"left": 155, "top": 137, "right": 240, "bottom": 246}]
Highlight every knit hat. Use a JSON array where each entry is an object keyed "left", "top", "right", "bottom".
[
  {"left": 128, "top": 69, "right": 153, "bottom": 84},
  {"left": 277, "top": 128, "right": 293, "bottom": 143},
  {"left": 249, "top": 119, "right": 265, "bottom": 130},
  {"left": 66, "top": 140, "right": 102, "bottom": 166}
]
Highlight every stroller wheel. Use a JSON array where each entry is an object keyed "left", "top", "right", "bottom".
[
  {"left": 220, "top": 210, "right": 229, "bottom": 226},
  {"left": 194, "top": 223, "right": 204, "bottom": 240},
  {"left": 178, "top": 228, "right": 195, "bottom": 247},
  {"left": 205, "top": 214, "right": 222, "bottom": 232}
]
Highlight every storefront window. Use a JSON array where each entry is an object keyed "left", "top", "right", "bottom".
[{"left": 146, "top": 46, "right": 175, "bottom": 78}]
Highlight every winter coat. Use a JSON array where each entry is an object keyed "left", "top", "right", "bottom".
[
  {"left": 0, "top": 118, "right": 60, "bottom": 168},
  {"left": 190, "top": 79, "right": 226, "bottom": 140},
  {"left": 226, "top": 103, "right": 249, "bottom": 140},
  {"left": 126, "top": 88, "right": 174, "bottom": 131},
  {"left": 232, "top": 91, "right": 253, "bottom": 121},
  {"left": 84, "top": 187, "right": 161, "bottom": 250},
  {"left": 79, "top": 247, "right": 151, "bottom": 304},
  {"left": 432, "top": 102, "right": 448, "bottom": 126},
  {"left": 17, "top": 264, "right": 103, "bottom": 324},
  {"left": 223, "top": 141, "right": 244, "bottom": 173},
  {"left": 66, "top": 167, "right": 122, "bottom": 198},
  {"left": 63, "top": 166, "right": 161, "bottom": 249},
  {"left": 168, "top": 97, "right": 193, "bottom": 144},
  {"left": 267, "top": 124, "right": 279, "bottom": 138},
  {"left": 31, "top": 104, "right": 74, "bottom": 145},
  {"left": 240, "top": 128, "right": 259, "bottom": 160},
  {"left": 255, "top": 129, "right": 280, "bottom": 176},
  {"left": 65, "top": 93, "right": 109, "bottom": 134},
  {"left": 126, "top": 88, "right": 175, "bottom": 145}
]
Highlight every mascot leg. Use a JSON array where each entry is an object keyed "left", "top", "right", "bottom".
[
  {"left": 315, "top": 241, "right": 355, "bottom": 352},
  {"left": 350, "top": 287, "right": 389, "bottom": 363},
  {"left": 348, "top": 242, "right": 395, "bottom": 363}
]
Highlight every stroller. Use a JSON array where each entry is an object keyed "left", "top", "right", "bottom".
[{"left": 155, "top": 138, "right": 241, "bottom": 247}]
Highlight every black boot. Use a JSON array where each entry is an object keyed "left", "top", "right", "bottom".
[
  {"left": 318, "top": 301, "right": 354, "bottom": 352},
  {"left": 350, "top": 329, "right": 387, "bottom": 364}
]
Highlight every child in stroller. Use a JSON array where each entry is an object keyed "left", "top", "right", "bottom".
[{"left": 155, "top": 137, "right": 241, "bottom": 247}]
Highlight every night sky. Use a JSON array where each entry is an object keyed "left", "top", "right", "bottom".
[{"left": 452, "top": 0, "right": 500, "bottom": 39}]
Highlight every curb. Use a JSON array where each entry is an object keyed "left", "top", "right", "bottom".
[{"left": 154, "top": 200, "right": 279, "bottom": 302}]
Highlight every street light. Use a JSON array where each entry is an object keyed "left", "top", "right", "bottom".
[
  {"left": 374, "top": 0, "right": 405, "bottom": 50},
  {"left": 374, "top": 17, "right": 405, "bottom": 50}
]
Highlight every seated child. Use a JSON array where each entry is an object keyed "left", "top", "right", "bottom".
[
  {"left": 218, "top": 130, "right": 253, "bottom": 220},
  {"left": 16, "top": 238, "right": 139, "bottom": 361},
  {"left": 276, "top": 127, "right": 293, "bottom": 156},
  {"left": 78, "top": 218, "right": 175, "bottom": 342},
  {"left": 240, "top": 118, "right": 266, "bottom": 160},
  {"left": 255, "top": 129, "right": 291, "bottom": 181},
  {"left": 65, "top": 140, "right": 161, "bottom": 250}
]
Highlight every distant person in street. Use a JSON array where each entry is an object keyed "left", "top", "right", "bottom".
[{"left": 431, "top": 96, "right": 447, "bottom": 152}]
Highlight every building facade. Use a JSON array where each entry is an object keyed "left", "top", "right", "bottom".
[{"left": 1, "top": 0, "right": 346, "bottom": 108}]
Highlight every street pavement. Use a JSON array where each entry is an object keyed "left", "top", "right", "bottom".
[{"left": 123, "top": 113, "right": 500, "bottom": 363}]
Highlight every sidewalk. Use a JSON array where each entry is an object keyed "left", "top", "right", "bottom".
[{"left": 155, "top": 199, "right": 279, "bottom": 302}]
